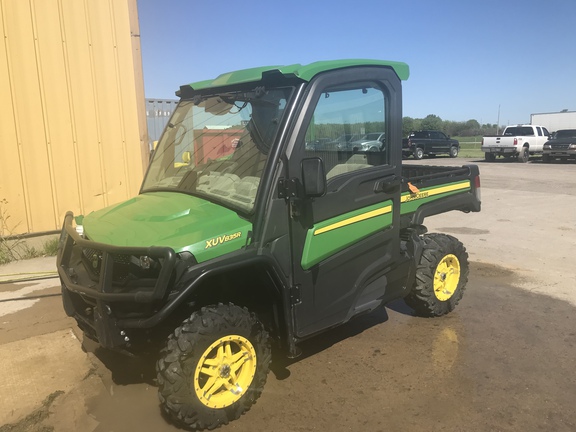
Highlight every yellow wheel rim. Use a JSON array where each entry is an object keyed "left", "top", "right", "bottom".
[
  {"left": 433, "top": 254, "right": 460, "bottom": 301},
  {"left": 194, "top": 335, "right": 257, "bottom": 409}
]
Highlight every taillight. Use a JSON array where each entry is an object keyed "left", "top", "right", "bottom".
[
  {"left": 474, "top": 175, "right": 481, "bottom": 202},
  {"left": 513, "top": 138, "right": 518, "bottom": 146}
]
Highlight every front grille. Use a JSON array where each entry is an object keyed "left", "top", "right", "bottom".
[
  {"left": 82, "top": 248, "right": 132, "bottom": 284},
  {"left": 551, "top": 144, "right": 570, "bottom": 150}
]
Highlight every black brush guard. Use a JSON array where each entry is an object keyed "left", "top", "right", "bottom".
[{"left": 57, "top": 212, "right": 177, "bottom": 348}]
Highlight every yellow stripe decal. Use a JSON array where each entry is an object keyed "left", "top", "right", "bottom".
[
  {"left": 400, "top": 181, "right": 470, "bottom": 203},
  {"left": 314, "top": 205, "right": 392, "bottom": 236}
]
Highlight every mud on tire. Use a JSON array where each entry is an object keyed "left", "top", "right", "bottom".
[
  {"left": 156, "top": 303, "right": 271, "bottom": 430},
  {"left": 405, "top": 233, "right": 469, "bottom": 317}
]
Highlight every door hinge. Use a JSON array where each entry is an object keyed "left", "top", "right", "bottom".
[
  {"left": 278, "top": 177, "right": 300, "bottom": 200},
  {"left": 290, "top": 284, "right": 301, "bottom": 305},
  {"left": 278, "top": 178, "right": 302, "bottom": 218}
]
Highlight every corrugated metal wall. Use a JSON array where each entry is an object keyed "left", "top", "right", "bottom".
[{"left": 0, "top": 0, "right": 148, "bottom": 236}]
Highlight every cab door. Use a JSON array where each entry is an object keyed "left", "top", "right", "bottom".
[
  {"left": 430, "top": 131, "right": 445, "bottom": 153},
  {"left": 285, "top": 66, "right": 405, "bottom": 337}
]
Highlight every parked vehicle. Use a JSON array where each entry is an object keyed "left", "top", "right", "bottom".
[
  {"left": 57, "top": 59, "right": 481, "bottom": 431},
  {"left": 331, "top": 133, "right": 357, "bottom": 149},
  {"left": 348, "top": 132, "right": 386, "bottom": 152},
  {"left": 531, "top": 111, "right": 576, "bottom": 133},
  {"left": 542, "top": 129, "right": 576, "bottom": 162},
  {"left": 402, "top": 130, "right": 460, "bottom": 159},
  {"left": 482, "top": 124, "right": 550, "bottom": 162},
  {"left": 305, "top": 137, "right": 332, "bottom": 150}
]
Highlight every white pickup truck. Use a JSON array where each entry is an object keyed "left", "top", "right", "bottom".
[{"left": 481, "top": 124, "right": 551, "bottom": 162}]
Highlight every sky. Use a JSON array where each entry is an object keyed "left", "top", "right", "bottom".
[{"left": 137, "top": 0, "right": 576, "bottom": 126}]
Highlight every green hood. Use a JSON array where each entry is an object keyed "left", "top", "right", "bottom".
[{"left": 83, "top": 192, "right": 252, "bottom": 262}]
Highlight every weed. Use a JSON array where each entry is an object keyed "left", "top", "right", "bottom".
[
  {"left": 42, "top": 238, "right": 60, "bottom": 256},
  {"left": 0, "top": 199, "right": 59, "bottom": 265}
]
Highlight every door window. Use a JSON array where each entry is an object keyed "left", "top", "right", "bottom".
[
  {"left": 536, "top": 127, "right": 543, "bottom": 136},
  {"left": 303, "top": 84, "right": 388, "bottom": 179}
]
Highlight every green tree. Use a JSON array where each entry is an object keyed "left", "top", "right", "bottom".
[
  {"left": 402, "top": 117, "right": 421, "bottom": 137},
  {"left": 402, "top": 115, "right": 501, "bottom": 138},
  {"left": 420, "top": 114, "right": 443, "bottom": 131}
]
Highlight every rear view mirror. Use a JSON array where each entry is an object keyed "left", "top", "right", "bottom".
[{"left": 301, "top": 158, "right": 326, "bottom": 197}]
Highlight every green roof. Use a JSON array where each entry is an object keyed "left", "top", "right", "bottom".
[{"left": 185, "top": 59, "right": 409, "bottom": 91}]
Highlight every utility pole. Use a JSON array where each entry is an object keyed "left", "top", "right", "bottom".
[{"left": 496, "top": 104, "right": 501, "bottom": 134}]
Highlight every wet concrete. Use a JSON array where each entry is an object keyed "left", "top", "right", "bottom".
[{"left": 8, "top": 261, "right": 569, "bottom": 432}]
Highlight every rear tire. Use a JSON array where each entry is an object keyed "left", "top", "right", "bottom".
[
  {"left": 413, "top": 147, "right": 424, "bottom": 160},
  {"left": 484, "top": 153, "right": 496, "bottom": 162},
  {"left": 156, "top": 304, "right": 271, "bottom": 430},
  {"left": 405, "top": 234, "right": 469, "bottom": 317},
  {"left": 518, "top": 147, "right": 529, "bottom": 163}
]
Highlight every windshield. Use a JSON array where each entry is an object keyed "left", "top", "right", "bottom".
[
  {"left": 503, "top": 126, "right": 534, "bottom": 136},
  {"left": 142, "top": 87, "right": 292, "bottom": 212},
  {"left": 554, "top": 129, "right": 576, "bottom": 139}
]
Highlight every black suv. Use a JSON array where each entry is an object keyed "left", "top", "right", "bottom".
[{"left": 402, "top": 130, "right": 460, "bottom": 159}]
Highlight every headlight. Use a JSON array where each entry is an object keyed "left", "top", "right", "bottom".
[
  {"left": 139, "top": 255, "right": 152, "bottom": 269},
  {"left": 543, "top": 144, "right": 551, "bottom": 150},
  {"left": 75, "top": 224, "right": 84, "bottom": 237},
  {"left": 569, "top": 144, "right": 576, "bottom": 149}
]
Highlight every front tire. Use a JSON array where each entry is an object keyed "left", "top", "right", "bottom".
[
  {"left": 449, "top": 146, "right": 459, "bottom": 158},
  {"left": 156, "top": 304, "right": 271, "bottom": 430},
  {"left": 405, "top": 234, "right": 469, "bottom": 317},
  {"left": 413, "top": 147, "right": 424, "bottom": 160}
]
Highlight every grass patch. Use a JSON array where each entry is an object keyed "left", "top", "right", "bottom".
[
  {"left": 0, "top": 236, "right": 59, "bottom": 265},
  {"left": 42, "top": 237, "right": 60, "bottom": 256},
  {"left": 0, "top": 199, "right": 59, "bottom": 265},
  {"left": 458, "top": 141, "right": 483, "bottom": 159}
]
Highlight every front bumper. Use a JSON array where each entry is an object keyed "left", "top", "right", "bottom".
[
  {"left": 543, "top": 148, "right": 576, "bottom": 158},
  {"left": 57, "top": 212, "right": 177, "bottom": 349}
]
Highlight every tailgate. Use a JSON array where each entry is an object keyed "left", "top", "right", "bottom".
[{"left": 484, "top": 136, "right": 515, "bottom": 147}]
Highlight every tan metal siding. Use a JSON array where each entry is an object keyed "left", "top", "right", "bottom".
[{"left": 0, "top": 0, "right": 147, "bottom": 236}]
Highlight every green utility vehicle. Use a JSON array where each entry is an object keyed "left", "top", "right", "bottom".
[{"left": 57, "top": 59, "right": 481, "bottom": 430}]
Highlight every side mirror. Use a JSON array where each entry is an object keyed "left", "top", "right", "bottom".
[{"left": 301, "top": 157, "right": 326, "bottom": 197}]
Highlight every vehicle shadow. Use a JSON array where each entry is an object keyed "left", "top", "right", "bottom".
[
  {"left": 531, "top": 158, "right": 576, "bottom": 164},
  {"left": 82, "top": 299, "right": 416, "bottom": 386},
  {"left": 81, "top": 336, "right": 158, "bottom": 386},
  {"left": 270, "top": 300, "right": 415, "bottom": 380}
]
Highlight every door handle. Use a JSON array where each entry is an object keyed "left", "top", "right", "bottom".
[{"left": 375, "top": 176, "right": 400, "bottom": 193}]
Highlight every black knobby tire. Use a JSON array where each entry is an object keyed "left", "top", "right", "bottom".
[
  {"left": 156, "top": 304, "right": 271, "bottom": 430},
  {"left": 405, "top": 233, "right": 469, "bottom": 317},
  {"left": 542, "top": 154, "right": 551, "bottom": 163}
]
